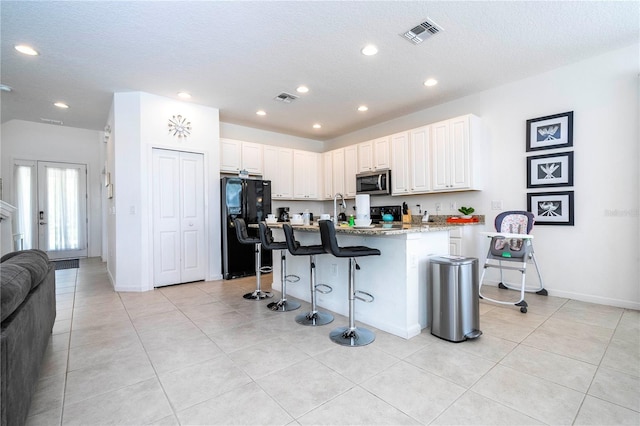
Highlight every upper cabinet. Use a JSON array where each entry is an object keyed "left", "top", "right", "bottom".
[
  {"left": 263, "top": 146, "right": 293, "bottom": 199},
  {"left": 323, "top": 152, "right": 333, "bottom": 199},
  {"left": 220, "top": 138, "right": 263, "bottom": 175},
  {"left": 293, "top": 150, "right": 320, "bottom": 199},
  {"left": 431, "top": 114, "right": 482, "bottom": 191},
  {"left": 390, "top": 132, "right": 410, "bottom": 195},
  {"left": 331, "top": 148, "right": 346, "bottom": 196},
  {"left": 358, "top": 137, "right": 390, "bottom": 173},
  {"left": 409, "top": 126, "right": 430, "bottom": 193},
  {"left": 344, "top": 145, "right": 358, "bottom": 198}
]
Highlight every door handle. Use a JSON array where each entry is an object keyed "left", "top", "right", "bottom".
[{"left": 39, "top": 221, "right": 47, "bottom": 225}]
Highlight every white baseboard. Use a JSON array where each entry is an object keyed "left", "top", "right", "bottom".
[{"left": 482, "top": 279, "right": 640, "bottom": 311}]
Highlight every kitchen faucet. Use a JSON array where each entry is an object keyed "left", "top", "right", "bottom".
[{"left": 333, "top": 193, "right": 346, "bottom": 225}]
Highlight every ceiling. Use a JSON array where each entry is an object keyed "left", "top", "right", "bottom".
[{"left": 1, "top": 1, "right": 638, "bottom": 141}]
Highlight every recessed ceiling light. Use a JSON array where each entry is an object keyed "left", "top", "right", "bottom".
[
  {"left": 54, "top": 102, "right": 69, "bottom": 109},
  {"left": 361, "top": 44, "right": 378, "bottom": 56},
  {"left": 424, "top": 78, "right": 438, "bottom": 87},
  {"left": 313, "top": 124, "right": 321, "bottom": 129},
  {"left": 358, "top": 105, "right": 368, "bottom": 112},
  {"left": 296, "top": 86, "right": 309, "bottom": 93},
  {"left": 256, "top": 110, "right": 266, "bottom": 116},
  {"left": 15, "top": 44, "right": 38, "bottom": 56},
  {"left": 177, "top": 92, "right": 191, "bottom": 99}
]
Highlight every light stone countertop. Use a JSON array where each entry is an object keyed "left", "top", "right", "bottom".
[{"left": 261, "top": 220, "right": 483, "bottom": 236}]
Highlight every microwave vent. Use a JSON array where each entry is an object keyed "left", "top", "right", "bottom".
[{"left": 402, "top": 18, "right": 442, "bottom": 44}]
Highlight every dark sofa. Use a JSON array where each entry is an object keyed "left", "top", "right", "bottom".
[{"left": 1, "top": 250, "right": 56, "bottom": 426}]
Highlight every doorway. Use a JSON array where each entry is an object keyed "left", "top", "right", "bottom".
[{"left": 14, "top": 160, "right": 88, "bottom": 260}]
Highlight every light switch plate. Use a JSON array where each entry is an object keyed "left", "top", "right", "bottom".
[{"left": 491, "top": 200, "right": 503, "bottom": 210}]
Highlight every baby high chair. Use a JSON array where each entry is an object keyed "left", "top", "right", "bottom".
[{"left": 478, "top": 211, "right": 546, "bottom": 313}]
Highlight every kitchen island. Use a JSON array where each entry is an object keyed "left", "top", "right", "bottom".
[{"left": 266, "top": 222, "right": 481, "bottom": 339}]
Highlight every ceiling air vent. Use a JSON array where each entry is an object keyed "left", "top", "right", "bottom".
[
  {"left": 402, "top": 18, "right": 442, "bottom": 44},
  {"left": 273, "top": 92, "right": 298, "bottom": 103}
]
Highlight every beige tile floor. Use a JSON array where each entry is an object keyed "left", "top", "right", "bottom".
[{"left": 26, "top": 257, "right": 639, "bottom": 425}]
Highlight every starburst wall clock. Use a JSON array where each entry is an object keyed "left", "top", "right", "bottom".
[{"left": 168, "top": 115, "right": 192, "bottom": 139}]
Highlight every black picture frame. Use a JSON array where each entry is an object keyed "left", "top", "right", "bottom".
[
  {"left": 527, "top": 191, "right": 574, "bottom": 226},
  {"left": 526, "top": 111, "right": 573, "bottom": 152},
  {"left": 527, "top": 152, "right": 574, "bottom": 188}
]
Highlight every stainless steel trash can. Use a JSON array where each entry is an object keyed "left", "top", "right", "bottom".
[{"left": 430, "top": 255, "right": 482, "bottom": 342}]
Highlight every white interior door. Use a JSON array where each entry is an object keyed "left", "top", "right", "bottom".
[
  {"left": 37, "top": 161, "right": 88, "bottom": 260},
  {"left": 152, "top": 149, "right": 205, "bottom": 287}
]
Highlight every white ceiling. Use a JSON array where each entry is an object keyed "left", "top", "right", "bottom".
[{"left": 1, "top": 1, "right": 638, "bottom": 140}]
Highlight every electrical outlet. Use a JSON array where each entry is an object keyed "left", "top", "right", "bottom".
[
  {"left": 331, "top": 264, "right": 338, "bottom": 277},
  {"left": 435, "top": 202, "right": 441, "bottom": 212},
  {"left": 449, "top": 201, "right": 457, "bottom": 211},
  {"left": 491, "top": 200, "right": 503, "bottom": 210}
]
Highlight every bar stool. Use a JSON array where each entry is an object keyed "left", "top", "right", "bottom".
[
  {"left": 318, "top": 220, "right": 380, "bottom": 347},
  {"left": 258, "top": 222, "right": 300, "bottom": 312},
  {"left": 282, "top": 224, "right": 334, "bottom": 326},
  {"left": 233, "top": 218, "right": 272, "bottom": 300}
]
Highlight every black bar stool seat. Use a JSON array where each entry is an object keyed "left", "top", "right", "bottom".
[
  {"left": 258, "top": 222, "right": 300, "bottom": 312},
  {"left": 283, "top": 224, "right": 333, "bottom": 326},
  {"left": 319, "top": 220, "right": 380, "bottom": 347},
  {"left": 234, "top": 218, "right": 272, "bottom": 300}
]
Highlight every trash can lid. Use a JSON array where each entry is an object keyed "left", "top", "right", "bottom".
[{"left": 430, "top": 255, "right": 478, "bottom": 266}]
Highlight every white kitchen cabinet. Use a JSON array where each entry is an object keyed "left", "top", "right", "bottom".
[
  {"left": 357, "top": 140, "right": 374, "bottom": 173},
  {"left": 431, "top": 114, "right": 482, "bottom": 191},
  {"left": 331, "top": 148, "right": 345, "bottom": 196},
  {"left": 373, "top": 136, "right": 391, "bottom": 170},
  {"left": 410, "top": 125, "right": 431, "bottom": 193},
  {"left": 323, "top": 152, "right": 333, "bottom": 199},
  {"left": 449, "top": 227, "right": 463, "bottom": 255},
  {"left": 344, "top": 145, "right": 358, "bottom": 198},
  {"left": 358, "top": 137, "right": 390, "bottom": 173},
  {"left": 293, "top": 150, "right": 320, "bottom": 199},
  {"left": 220, "top": 138, "right": 263, "bottom": 175},
  {"left": 448, "top": 226, "right": 480, "bottom": 257},
  {"left": 263, "top": 146, "right": 293, "bottom": 199},
  {"left": 390, "top": 131, "right": 410, "bottom": 195}
]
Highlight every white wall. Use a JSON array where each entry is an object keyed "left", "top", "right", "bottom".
[
  {"left": 220, "top": 122, "right": 325, "bottom": 152},
  {"left": 109, "top": 92, "right": 220, "bottom": 291},
  {"left": 324, "top": 43, "right": 640, "bottom": 309},
  {"left": 0, "top": 120, "right": 103, "bottom": 257}
]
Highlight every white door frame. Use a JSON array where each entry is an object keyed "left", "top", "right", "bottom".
[
  {"left": 151, "top": 148, "right": 207, "bottom": 287},
  {"left": 36, "top": 161, "right": 88, "bottom": 260}
]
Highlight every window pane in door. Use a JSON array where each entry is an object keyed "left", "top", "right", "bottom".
[{"left": 46, "top": 166, "right": 80, "bottom": 250}]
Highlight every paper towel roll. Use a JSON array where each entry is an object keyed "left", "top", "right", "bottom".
[{"left": 355, "top": 194, "right": 370, "bottom": 219}]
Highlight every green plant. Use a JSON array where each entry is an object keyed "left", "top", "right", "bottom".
[{"left": 458, "top": 206, "right": 475, "bottom": 215}]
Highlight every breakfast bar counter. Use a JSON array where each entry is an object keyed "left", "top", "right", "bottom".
[{"left": 266, "top": 221, "right": 481, "bottom": 339}]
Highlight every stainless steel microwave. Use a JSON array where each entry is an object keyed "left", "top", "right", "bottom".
[{"left": 356, "top": 169, "right": 391, "bottom": 195}]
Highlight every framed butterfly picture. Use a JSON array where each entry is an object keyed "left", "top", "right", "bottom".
[
  {"left": 526, "top": 111, "right": 573, "bottom": 152},
  {"left": 527, "top": 151, "right": 573, "bottom": 188}
]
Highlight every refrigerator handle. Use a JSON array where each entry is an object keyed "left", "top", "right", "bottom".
[{"left": 242, "top": 179, "right": 248, "bottom": 222}]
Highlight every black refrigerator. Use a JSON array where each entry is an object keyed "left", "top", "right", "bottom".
[{"left": 221, "top": 177, "right": 273, "bottom": 279}]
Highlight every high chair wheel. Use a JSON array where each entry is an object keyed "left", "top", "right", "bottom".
[
  {"left": 536, "top": 289, "right": 548, "bottom": 296},
  {"left": 498, "top": 283, "right": 507, "bottom": 289},
  {"left": 520, "top": 306, "right": 527, "bottom": 313}
]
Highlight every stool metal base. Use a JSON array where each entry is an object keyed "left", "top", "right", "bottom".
[
  {"left": 330, "top": 326, "right": 375, "bottom": 347},
  {"left": 295, "top": 311, "right": 333, "bottom": 326},
  {"left": 268, "top": 299, "right": 301, "bottom": 312},
  {"left": 243, "top": 290, "right": 272, "bottom": 300}
]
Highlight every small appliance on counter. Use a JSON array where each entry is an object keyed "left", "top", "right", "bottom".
[
  {"left": 277, "top": 207, "right": 290, "bottom": 222},
  {"left": 369, "top": 205, "right": 402, "bottom": 223}
]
